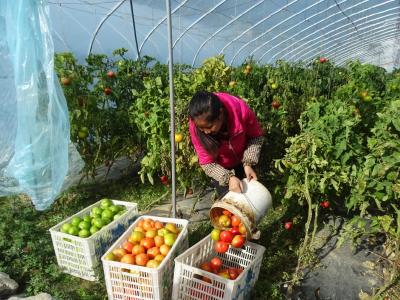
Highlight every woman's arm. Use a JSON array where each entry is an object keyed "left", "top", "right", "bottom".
[
  {"left": 201, "top": 163, "right": 235, "bottom": 186},
  {"left": 242, "top": 136, "right": 265, "bottom": 166}
]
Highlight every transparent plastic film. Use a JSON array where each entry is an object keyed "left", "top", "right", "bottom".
[{"left": 0, "top": 0, "right": 83, "bottom": 210}]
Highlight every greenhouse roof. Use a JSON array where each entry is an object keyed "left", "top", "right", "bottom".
[{"left": 49, "top": 0, "right": 400, "bottom": 70}]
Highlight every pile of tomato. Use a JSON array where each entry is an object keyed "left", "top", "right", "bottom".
[
  {"left": 198, "top": 257, "right": 243, "bottom": 282},
  {"left": 104, "top": 218, "right": 181, "bottom": 268},
  {"left": 211, "top": 210, "right": 246, "bottom": 253}
]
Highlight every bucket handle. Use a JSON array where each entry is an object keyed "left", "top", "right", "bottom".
[
  {"left": 242, "top": 193, "right": 262, "bottom": 240},
  {"left": 242, "top": 192, "right": 262, "bottom": 217}
]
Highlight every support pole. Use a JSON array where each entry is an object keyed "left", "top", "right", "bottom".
[{"left": 165, "top": 0, "right": 176, "bottom": 218}]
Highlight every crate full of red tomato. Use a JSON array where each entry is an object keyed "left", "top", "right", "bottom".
[{"left": 172, "top": 232, "right": 265, "bottom": 300}]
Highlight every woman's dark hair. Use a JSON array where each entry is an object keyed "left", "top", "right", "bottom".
[{"left": 189, "top": 91, "right": 222, "bottom": 157}]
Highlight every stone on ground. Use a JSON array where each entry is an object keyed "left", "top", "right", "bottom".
[
  {"left": 8, "top": 293, "right": 53, "bottom": 300},
  {"left": 0, "top": 272, "right": 18, "bottom": 298}
]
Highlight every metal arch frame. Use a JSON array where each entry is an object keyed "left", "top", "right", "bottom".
[
  {"left": 172, "top": 0, "right": 228, "bottom": 49},
  {"left": 301, "top": 20, "right": 400, "bottom": 62},
  {"left": 294, "top": 14, "right": 399, "bottom": 62},
  {"left": 260, "top": 0, "right": 388, "bottom": 63},
  {"left": 334, "top": 38, "right": 393, "bottom": 64},
  {"left": 283, "top": 7, "right": 399, "bottom": 62},
  {"left": 304, "top": 28, "right": 399, "bottom": 67},
  {"left": 336, "top": 44, "right": 393, "bottom": 68},
  {"left": 257, "top": 0, "right": 395, "bottom": 61},
  {"left": 322, "top": 30, "right": 400, "bottom": 65},
  {"left": 217, "top": 0, "right": 301, "bottom": 57},
  {"left": 264, "top": 1, "right": 398, "bottom": 63},
  {"left": 324, "top": 33, "right": 398, "bottom": 66},
  {"left": 321, "top": 31, "right": 399, "bottom": 67},
  {"left": 287, "top": 10, "right": 399, "bottom": 62},
  {"left": 87, "top": 0, "right": 126, "bottom": 56},
  {"left": 229, "top": 0, "right": 331, "bottom": 65},
  {"left": 192, "top": 0, "right": 265, "bottom": 66},
  {"left": 335, "top": 41, "right": 397, "bottom": 67},
  {"left": 138, "top": 0, "right": 190, "bottom": 54}
]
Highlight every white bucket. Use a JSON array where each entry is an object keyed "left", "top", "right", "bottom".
[{"left": 210, "top": 179, "right": 272, "bottom": 240}]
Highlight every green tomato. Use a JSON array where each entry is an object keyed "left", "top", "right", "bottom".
[
  {"left": 90, "top": 226, "right": 100, "bottom": 235},
  {"left": 83, "top": 215, "right": 92, "bottom": 223},
  {"left": 101, "top": 209, "right": 114, "bottom": 220},
  {"left": 71, "top": 217, "right": 82, "bottom": 227},
  {"left": 100, "top": 198, "right": 113, "bottom": 209},
  {"left": 78, "top": 229, "right": 91, "bottom": 238},
  {"left": 78, "top": 221, "right": 91, "bottom": 230},
  {"left": 93, "top": 218, "right": 105, "bottom": 229},
  {"left": 68, "top": 226, "right": 79, "bottom": 236},
  {"left": 61, "top": 223, "right": 72, "bottom": 233}
]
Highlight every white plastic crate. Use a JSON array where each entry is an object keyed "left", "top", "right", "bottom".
[
  {"left": 49, "top": 200, "right": 138, "bottom": 281},
  {"left": 172, "top": 234, "right": 265, "bottom": 300},
  {"left": 102, "top": 215, "right": 189, "bottom": 300}
]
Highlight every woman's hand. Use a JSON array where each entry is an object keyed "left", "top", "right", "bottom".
[
  {"left": 229, "top": 176, "right": 243, "bottom": 193},
  {"left": 244, "top": 165, "right": 258, "bottom": 181}
]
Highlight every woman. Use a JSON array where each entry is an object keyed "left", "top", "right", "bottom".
[{"left": 189, "top": 91, "right": 264, "bottom": 198}]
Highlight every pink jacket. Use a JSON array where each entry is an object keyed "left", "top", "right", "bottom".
[{"left": 189, "top": 92, "right": 263, "bottom": 169}]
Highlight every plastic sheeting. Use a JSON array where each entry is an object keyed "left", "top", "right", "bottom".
[
  {"left": 48, "top": 0, "right": 400, "bottom": 70},
  {"left": 0, "top": 0, "right": 83, "bottom": 210}
]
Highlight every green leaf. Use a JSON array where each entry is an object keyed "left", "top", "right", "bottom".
[
  {"left": 386, "top": 171, "right": 398, "bottom": 181},
  {"left": 330, "top": 179, "right": 339, "bottom": 191},
  {"left": 147, "top": 172, "right": 154, "bottom": 185},
  {"left": 140, "top": 172, "right": 145, "bottom": 184},
  {"left": 392, "top": 119, "right": 400, "bottom": 132},
  {"left": 378, "top": 216, "right": 393, "bottom": 232}
]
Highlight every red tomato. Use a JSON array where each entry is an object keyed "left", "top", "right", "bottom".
[
  {"left": 135, "top": 253, "right": 149, "bottom": 266},
  {"left": 231, "top": 215, "right": 241, "bottom": 227},
  {"left": 272, "top": 101, "right": 281, "bottom": 109},
  {"left": 120, "top": 254, "right": 135, "bottom": 264},
  {"left": 122, "top": 241, "right": 134, "bottom": 253},
  {"left": 229, "top": 227, "right": 240, "bottom": 235},
  {"left": 147, "top": 246, "right": 160, "bottom": 259},
  {"left": 210, "top": 257, "right": 223, "bottom": 272},
  {"left": 222, "top": 210, "right": 232, "bottom": 216},
  {"left": 231, "top": 235, "right": 245, "bottom": 248},
  {"left": 107, "top": 70, "right": 115, "bottom": 78},
  {"left": 228, "top": 268, "right": 239, "bottom": 280},
  {"left": 284, "top": 221, "right": 293, "bottom": 230},
  {"left": 320, "top": 200, "right": 330, "bottom": 208},
  {"left": 160, "top": 175, "right": 168, "bottom": 185},
  {"left": 215, "top": 241, "right": 229, "bottom": 253},
  {"left": 132, "top": 244, "right": 145, "bottom": 255},
  {"left": 200, "top": 262, "right": 213, "bottom": 273},
  {"left": 140, "top": 237, "right": 155, "bottom": 249},
  {"left": 220, "top": 231, "right": 233, "bottom": 243},
  {"left": 104, "top": 87, "right": 112, "bottom": 95}
]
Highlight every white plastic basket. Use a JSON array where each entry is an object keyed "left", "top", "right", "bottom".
[
  {"left": 49, "top": 200, "right": 138, "bottom": 281},
  {"left": 102, "top": 215, "right": 189, "bottom": 300},
  {"left": 172, "top": 234, "right": 265, "bottom": 300}
]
